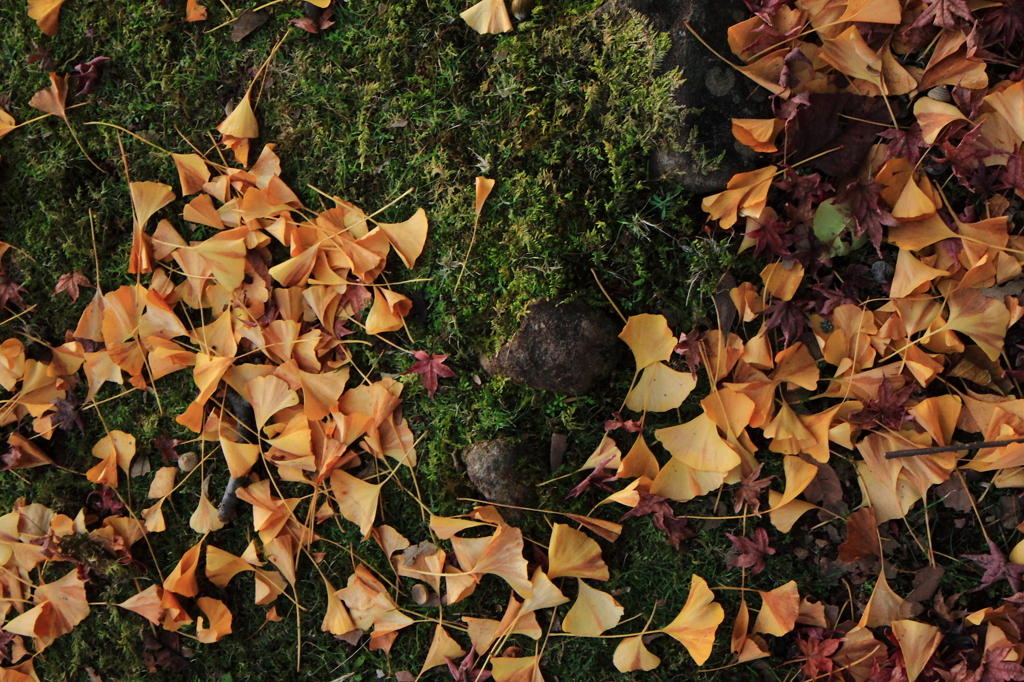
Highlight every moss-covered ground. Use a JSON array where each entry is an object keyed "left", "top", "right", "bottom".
[{"left": 0, "top": 1, "right": 996, "bottom": 680}]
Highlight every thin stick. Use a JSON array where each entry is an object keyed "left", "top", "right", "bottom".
[{"left": 885, "top": 437, "right": 1024, "bottom": 459}]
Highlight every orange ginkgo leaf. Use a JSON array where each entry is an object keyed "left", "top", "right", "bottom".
[
  {"left": 451, "top": 524, "right": 533, "bottom": 598},
  {"left": 218, "top": 90, "right": 259, "bottom": 139},
  {"left": 547, "top": 523, "right": 608, "bottom": 581},
  {"left": 420, "top": 626, "right": 466, "bottom": 673},
  {"left": 364, "top": 287, "right": 412, "bottom": 335},
  {"left": 190, "top": 477, "right": 226, "bottom": 534},
  {"left": 618, "top": 434, "right": 660, "bottom": 480},
  {"left": 0, "top": 108, "right": 16, "bottom": 140},
  {"left": 185, "top": 0, "right": 207, "bottom": 21},
  {"left": 28, "top": 73, "right": 68, "bottom": 120},
  {"left": 171, "top": 154, "right": 210, "bottom": 196},
  {"left": 662, "top": 574, "right": 724, "bottom": 666},
  {"left": 196, "top": 597, "right": 232, "bottom": 643},
  {"left": 943, "top": 287, "right": 1010, "bottom": 361},
  {"left": 838, "top": 507, "right": 880, "bottom": 563},
  {"left": 820, "top": 26, "right": 881, "bottom": 82},
  {"left": 163, "top": 540, "right": 202, "bottom": 597},
  {"left": 860, "top": 570, "right": 903, "bottom": 628},
  {"left": 117, "top": 585, "right": 165, "bottom": 625},
  {"left": 760, "top": 260, "right": 804, "bottom": 301},
  {"left": 837, "top": 0, "right": 901, "bottom": 23},
  {"left": 908, "top": 395, "right": 961, "bottom": 446},
  {"left": 618, "top": 314, "right": 675, "bottom": 370},
  {"left": 562, "top": 579, "right": 624, "bottom": 637},
  {"left": 731, "top": 599, "right": 769, "bottom": 663},
  {"left": 491, "top": 655, "right": 544, "bottom": 682},
  {"left": 731, "top": 118, "right": 784, "bottom": 153},
  {"left": 205, "top": 546, "right": 254, "bottom": 587},
  {"left": 460, "top": 0, "right": 513, "bottom": 34},
  {"left": 701, "top": 166, "right": 776, "bottom": 229},
  {"left": 520, "top": 568, "right": 570, "bottom": 614},
  {"left": 321, "top": 577, "right": 356, "bottom": 636},
  {"left": 330, "top": 469, "right": 382, "bottom": 538},
  {"left": 891, "top": 176, "right": 936, "bottom": 222},
  {"left": 248, "top": 374, "right": 299, "bottom": 430},
  {"left": 655, "top": 413, "right": 740, "bottom": 473},
  {"left": 377, "top": 208, "right": 428, "bottom": 269},
  {"left": 27, "top": 0, "right": 65, "bottom": 35},
  {"left": 5, "top": 433, "right": 54, "bottom": 469},
  {"left": 983, "top": 80, "right": 1024, "bottom": 143},
  {"left": 475, "top": 176, "right": 495, "bottom": 216},
  {"left": 889, "top": 249, "right": 948, "bottom": 299},
  {"left": 5, "top": 570, "right": 89, "bottom": 651},
  {"left": 892, "top": 620, "right": 941, "bottom": 682},
  {"left": 753, "top": 581, "right": 799, "bottom": 637},
  {"left": 624, "top": 361, "right": 697, "bottom": 412},
  {"left": 613, "top": 635, "right": 661, "bottom": 672},
  {"left": 913, "top": 98, "right": 967, "bottom": 144}
]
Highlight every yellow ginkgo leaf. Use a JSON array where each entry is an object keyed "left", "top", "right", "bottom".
[
  {"left": 563, "top": 579, "right": 624, "bottom": 637},
  {"left": 613, "top": 635, "right": 661, "bottom": 672},
  {"left": 547, "top": 523, "right": 608, "bottom": 581},
  {"left": 753, "top": 581, "right": 800, "bottom": 637},
  {"left": 662, "top": 574, "right": 724, "bottom": 665},
  {"left": 196, "top": 597, "right": 232, "bottom": 643},
  {"left": 28, "top": 0, "right": 66, "bottom": 36},
  {"left": 618, "top": 314, "right": 675, "bottom": 370},
  {"left": 892, "top": 620, "right": 941, "bottom": 682},
  {"left": 217, "top": 91, "right": 259, "bottom": 139},
  {"left": 330, "top": 470, "right": 382, "bottom": 538},
  {"left": 377, "top": 208, "right": 428, "bottom": 269},
  {"left": 655, "top": 413, "right": 740, "bottom": 473},
  {"left": 624, "top": 361, "right": 697, "bottom": 412},
  {"left": 420, "top": 626, "right": 466, "bottom": 673},
  {"left": 460, "top": 0, "right": 513, "bottom": 34}
]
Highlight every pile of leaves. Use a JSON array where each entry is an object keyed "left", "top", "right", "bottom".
[{"left": 6, "top": 0, "right": 1024, "bottom": 680}]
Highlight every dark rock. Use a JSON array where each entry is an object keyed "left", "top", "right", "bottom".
[
  {"left": 463, "top": 440, "right": 533, "bottom": 507},
  {"left": 481, "top": 299, "right": 620, "bottom": 394},
  {"left": 603, "top": 0, "right": 773, "bottom": 193}
]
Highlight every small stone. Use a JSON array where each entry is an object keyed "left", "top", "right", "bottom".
[
  {"left": 463, "top": 440, "right": 533, "bottom": 508},
  {"left": 481, "top": 299, "right": 620, "bottom": 394},
  {"left": 177, "top": 451, "right": 199, "bottom": 472}
]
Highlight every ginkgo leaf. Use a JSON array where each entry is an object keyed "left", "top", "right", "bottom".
[
  {"left": 892, "top": 620, "right": 941, "bottom": 682},
  {"left": 625, "top": 361, "right": 697, "bottom": 412},
  {"left": 563, "top": 579, "right": 624, "bottom": 636},
  {"left": 520, "top": 568, "right": 569, "bottom": 613},
  {"left": 420, "top": 626, "right": 466, "bottom": 672},
  {"left": 619, "top": 314, "right": 675, "bottom": 370},
  {"left": 613, "top": 635, "right": 661, "bottom": 672},
  {"left": 29, "top": 73, "right": 68, "bottom": 120},
  {"left": 760, "top": 261, "right": 804, "bottom": 301},
  {"left": 196, "top": 597, "right": 232, "bottom": 643},
  {"left": 330, "top": 469, "right": 381, "bottom": 538},
  {"left": 218, "top": 90, "right": 259, "bottom": 139},
  {"left": 205, "top": 546, "right": 254, "bottom": 587},
  {"left": 655, "top": 413, "right": 740, "bottom": 473},
  {"left": 377, "top": 208, "right": 428, "bottom": 269},
  {"left": 731, "top": 599, "right": 769, "bottom": 663},
  {"left": 662, "top": 574, "right": 724, "bottom": 665},
  {"left": 163, "top": 540, "right": 202, "bottom": 597},
  {"left": 364, "top": 287, "right": 412, "bottom": 335},
  {"left": 891, "top": 176, "right": 936, "bottom": 222},
  {"left": 321, "top": 577, "right": 356, "bottom": 636},
  {"left": 889, "top": 249, "right": 948, "bottom": 299},
  {"left": 475, "top": 176, "right": 495, "bottom": 216},
  {"left": 837, "top": 0, "right": 901, "bottom": 23},
  {"left": 820, "top": 26, "right": 881, "bottom": 82},
  {"left": 943, "top": 287, "right": 1010, "bottom": 361},
  {"left": 860, "top": 570, "right": 903, "bottom": 628},
  {"left": 913, "top": 97, "right": 967, "bottom": 144},
  {"left": 547, "top": 523, "right": 608, "bottom": 581},
  {"left": 28, "top": 0, "right": 65, "bottom": 36},
  {"left": 5, "top": 569, "right": 89, "bottom": 651},
  {"left": 491, "top": 655, "right": 543, "bottom": 682},
  {"left": 221, "top": 437, "right": 260, "bottom": 479},
  {"left": 249, "top": 374, "right": 299, "bottom": 429},
  {"left": 731, "top": 118, "right": 784, "bottom": 153},
  {"left": 0, "top": 108, "right": 16, "bottom": 140},
  {"left": 117, "top": 585, "right": 164, "bottom": 625},
  {"left": 618, "top": 434, "right": 660, "bottom": 480},
  {"left": 86, "top": 451, "right": 119, "bottom": 488},
  {"left": 130, "top": 182, "right": 176, "bottom": 228},
  {"left": 777, "top": 455, "right": 818, "bottom": 507},
  {"left": 171, "top": 154, "right": 210, "bottom": 195},
  {"left": 190, "top": 477, "right": 226, "bottom": 534},
  {"left": 460, "top": 0, "right": 513, "bottom": 34},
  {"left": 753, "top": 581, "right": 799, "bottom": 637},
  {"left": 908, "top": 395, "right": 961, "bottom": 446},
  {"left": 701, "top": 166, "right": 776, "bottom": 229},
  {"left": 186, "top": 0, "right": 207, "bottom": 21}
]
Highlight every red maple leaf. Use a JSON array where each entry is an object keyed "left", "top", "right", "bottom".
[
  {"left": 879, "top": 124, "right": 928, "bottom": 165},
  {"left": 618, "top": 491, "right": 696, "bottom": 549},
  {"left": 934, "top": 124, "right": 996, "bottom": 192},
  {"left": 850, "top": 380, "right": 915, "bottom": 431},
  {"left": 798, "top": 628, "right": 843, "bottom": 680},
  {"left": 566, "top": 456, "right": 617, "bottom": 498},
  {"left": 154, "top": 434, "right": 181, "bottom": 464},
  {"left": 836, "top": 178, "right": 898, "bottom": 256},
  {"left": 964, "top": 540, "right": 1024, "bottom": 593},
  {"left": 733, "top": 464, "right": 774, "bottom": 514},
  {"left": 726, "top": 527, "right": 776, "bottom": 574},
  {"left": 909, "top": 0, "right": 975, "bottom": 30},
  {"left": 403, "top": 351, "right": 456, "bottom": 400},
  {"left": 762, "top": 299, "right": 812, "bottom": 347},
  {"left": 603, "top": 411, "right": 642, "bottom": 433},
  {"left": 53, "top": 271, "right": 93, "bottom": 303}
]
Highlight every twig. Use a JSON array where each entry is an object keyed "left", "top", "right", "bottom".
[{"left": 885, "top": 437, "right": 1024, "bottom": 459}]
